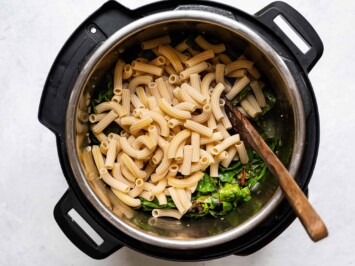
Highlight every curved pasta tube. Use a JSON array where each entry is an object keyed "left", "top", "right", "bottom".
[
  {"left": 92, "top": 110, "right": 118, "bottom": 133},
  {"left": 113, "top": 59, "right": 125, "bottom": 95},
  {"left": 120, "top": 116, "right": 139, "bottom": 126},
  {"left": 150, "top": 56, "right": 166, "bottom": 66},
  {"left": 82, "top": 146, "right": 99, "bottom": 180},
  {"left": 112, "top": 163, "right": 134, "bottom": 188},
  {"left": 211, "top": 134, "right": 241, "bottom": 155},
  {"left": 155, "top": 193, "right": 168, "bottom": 205},
  {"left": 201, "top": 72, "right": 215, "bottom": 99},
  {"left": 122, "top": 64, "right": 133, "bottom": 80},
  {"left": 180, "top": 145, "right": 193, "bottom": 176},
  {"left": 167, "top": 171, "right": 204, "bottom": 188},
  {"left": 236, "top": 140, "right": 249, "bottom": 164},
  {"left": 180, "top": 62, "right": 209, "bottom": 79},
  {"left": 181, "top": 83, "right": 207, "bottom": 104},
  {"left": 199, "top": 149, "right": 215, "bottom": 164},
  {"left": 140, "top": 109, "right": 170, "bottom": 137},
  {"left": 191, "top": 103, "right": 212, "bottom": 123},
  {"left": 156, "top": 77, "right": 172, "bottom": 104},
  {"left": 190, "top": 73, "right": 201, "bottom": 92},
  {"left": 218, "top": 53, "right": 232, "bottom": 64},
  {"left": 167, "top": 129, "right": 191, "bottom": 159},
  {"left": 184, "top": 120, "right": 213, "bottom": 138},
  {"left": 100, "top": 168, "right": 130, "bottom": 193},
  {"left": 120, "top": 153, "right": 147, "bottom": 179},
  {"left": 128, "top": 75, "right": 153, "bottom": 91},
  {"left": 167, "top": 187, "right": 186, "bottom": 214},
  {"left": 226, "top": 76, "right": 251, "bottom": 100},
  {"left": 127, "top": 178, "right": 145, "bottom": 198},
  {"left": 174, "top": 38, "right": 188, "bottom": 52},
  {"left": 168, "top": 118, "right": 184, "bottom": 128},
  {"left": 225, "top": 60, "right": 254, "bottom": 75},
  {"left": 176, "top": 188, "right": 192, "bottom": 212},
  {"left": 184, "top": 49, "right": 215, "bottom": 68},
  {"left": 200, "top": 132, "right": 224, "bottom": 145},
  {"left": 112, "top": 188, "right": 141, "bottom": 207},
  {"left": 119, "top": 137, "right": 152, "bottom": 160},
  {"left": 191, "top": 132, "right": 200, "bottom": 163},
  {"left": 149, "top": 178, "right": 168, "bottom": 195},
  {"left": 210, "top": 83, "right": 225, "bottom": 121},
  {"left": 139, "top": 191, "right": 154, "bottom": 201},
  {"left": 174, "top": 102, "right": 196, "bottom": 112},
  {"left": 129, "top": 116, "right": 153, "bottom": 135},
  {"left": 132, "top": 61, "right": 163, "bottom": 76},
  {"left": 92, "top": 145, "right": 105, "bottom": 171},
  {"left": 220, "top": 107, "right": 232, "bottom": 130},
  {"left": 158, "top": 45, "right": 184, "bottom": 73},
  {"left": 158, "top": 98, "right": 192, "bottom": 120},
  {"left": 194, "top": 35, "right": 226, "bottom": 53},
  {"left": 105, "top": 139, "right": 117, "bottom": 169},
  {"left": 152, "top": 209, "right": 183, "bottom": 219},
  {"left": 141, "top": 35, "right": 171, "bottom": 50},
  {"left": 250, "top": 81, "right": 266, "bottom": 107}
]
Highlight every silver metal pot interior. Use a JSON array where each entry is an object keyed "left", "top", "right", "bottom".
[{"left": 67, "top": 11, "right": 305, "bottom": 249}]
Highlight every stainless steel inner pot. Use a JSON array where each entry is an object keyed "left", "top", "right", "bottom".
[{"left": 66, "top": 10, "right": 305, "bottom": 249}]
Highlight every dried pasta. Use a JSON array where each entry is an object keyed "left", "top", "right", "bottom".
[{"left": 87, "top": 33, "right": 275, "bottom": 220}]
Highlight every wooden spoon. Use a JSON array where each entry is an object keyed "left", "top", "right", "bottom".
[{"left": 223, "top": 96, "right": 328, "bottom": 242}]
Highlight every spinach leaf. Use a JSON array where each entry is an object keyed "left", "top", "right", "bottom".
[
  {"left": 247, "top": 149, "right": 254, "bottom": 161},
  {"left": 240, "top": 187, "right": 252, "bottom": 201},
  {"left": 90, "top": 74, "right": 114, "bottom": 110},
  {"left": 209, "top": 202, "right": 233, "bottom": 217},
  {"left": 218, "top": 183, "right": 241, "bottom": 202},
  {"left": 218, "top": 171, "right": 235, "bottom": 183},
  {"left": 140, "top": 197, "right": 176, "bottom": 211},
  {"left": 196, "top": 173, "right": 217, "bottom": 193},
  {"left": 248, "top": 164, "right": 267, "bottom": 189},
  {"left": 231, "top": 98, "right": 239, "bottom": 106},
  {"left": 220, "top": 161, "right": 242, "bottom": 171},
  {"left": 260, "top": 89, "right": 276, "bottom": 116}
]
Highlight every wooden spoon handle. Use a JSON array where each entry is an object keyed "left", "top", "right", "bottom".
[
  {"left": 224, "top": 99, "right": 328, "bottom": 241},
  {"left": 259, "top": 141, "right": 328, "bottom": 242}
]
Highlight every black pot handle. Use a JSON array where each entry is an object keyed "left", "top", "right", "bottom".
[
  {"left": 38, "top": 1, "right": 138, "bottom": 135},
  {"left": 256, "top": 1, "right": 323, "bottom": 73},
  {"left": 54, "top": 189, "right": 123, "bottom": 259}
]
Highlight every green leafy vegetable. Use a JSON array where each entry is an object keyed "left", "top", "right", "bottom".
[
  {"left": 260, "top": 89, "right": 276, "bottom": 116},
  {"left": 219, "top": 161, "right": 242, "bottom": 172},
  {"left": 218, "top": 171, "right": 236, "bottom": 183},
  {"left": 90, "top": 74, "right": 114, "bottom": 108},
  {"left": 139, "top": 197, "right": 176, "bottom": 211},
  {"left": 247, "top": 149, "right": 254, "bottom": 161},
  {"left": 196, "top": 174, "right": 217, "bottom": 193},
  {"left": 231, "top": 98, "right": 239, "bottom": 106},
  {"left": 188, "top": 137, "right": 279, "bottom": 218},
  {"left": 188, "top": 182, "right": 252, "bottom": 218}
]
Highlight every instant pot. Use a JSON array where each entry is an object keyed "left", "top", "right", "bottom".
[{"left": 38, "top": 0, "right": 322, "bottom": 260}]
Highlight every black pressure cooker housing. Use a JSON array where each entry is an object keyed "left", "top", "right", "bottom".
[{"left": 38, "top": 0, "right": 322, "bottom": 260}]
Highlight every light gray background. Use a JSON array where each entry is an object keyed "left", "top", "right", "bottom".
[{"left": 1, "top": 0, "right": 354, "bottom": 265}]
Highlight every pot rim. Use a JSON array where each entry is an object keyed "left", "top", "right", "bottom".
[{"left": 66, "top": 10, "right": 305, "bottom": 249}]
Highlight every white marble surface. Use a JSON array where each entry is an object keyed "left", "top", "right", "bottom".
[{"left": 1, "top": 0, "right": 354, "bottom": 265}]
